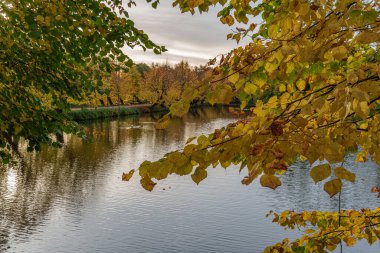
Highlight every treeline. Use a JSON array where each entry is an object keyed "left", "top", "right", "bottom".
[{"left": 74, "top": 61, "right": 212, "bottom": 108}]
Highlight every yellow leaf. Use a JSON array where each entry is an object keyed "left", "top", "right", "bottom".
[
  {"left": 310, "top": 164, "right": 331, "bottom": 183},
  {"left": 191, "top": 167, "right": 207, "bottom": 185},
  {"left": 260, "top": 174, "right": 282, "bottom": 189},
  {"left": 324, "top": 179, "right": 342, "bottom": 197},
  {"left": 344, "top": 237, "right": 356, "bottom": 247},
  {"left": 359, "top": 122, "right": 368, "bottom": 130},
  {"left": 267, "top": 96, "right": 278, "bottom": 109},
  {"left": 296, "top": 80, "right": 306, "bottom": 91},
  {"left": 264, "top": 62, "right": 278, "bottom": 74},
  {"left": 240, "top": 100, "right": 247, "bottom": 110},
  {"left": 280, "top": 93, "right": 290, "bottom": 109},
  {"left": 253, "top": 101, "right": 264, "bottom": 116},
  {"left": 374, "top": 229, "right": 380, "bottom": 239},
  {"left": 297, "top": 2, "right": 309, "bottom": 16},
  {"left": 355, "top": 151, "right": 367, "bottom": 163},
  {"left": 279, "top": 84, "right": 286, "bottom": 92},
  {"left": 228, "top": 72, "right": 239, "bottom": 84},
  {"left": 359, "top": 101, "right": 369, "bottom": 118},
  {"left": 287, "top": 84, "right": 294, "bottom": 93},
  {"left": 213, "top": 84, "right": 234, "bottom": 104},
  {"left": 334, "top": 167, "right": 355, "bottom": 183},
  {"left": 326, "top": 243, "right": 337, "bottom": 251},
  {"left": 186, "top": 136, "right": 196, "bottom": 144},
  {"left": 286, "top": 62, "right": 295, "bottom": 74},
  {"left": 268, "top": 24, "right": 278, "bottom": 38},
  {"left": 244, "top": 82, "right": 258, "bottom": 95},
  {"left": 347, "top": 72, "right": 358, "bottom": 84}
]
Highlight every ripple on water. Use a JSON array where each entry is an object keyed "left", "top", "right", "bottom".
[{"left": 0, "top": 108, "right": 379, "bottom": 253}]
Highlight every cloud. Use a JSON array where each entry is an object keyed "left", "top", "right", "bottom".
[{"left": 124, "top": 2, "right": 241, "bottom": 66}]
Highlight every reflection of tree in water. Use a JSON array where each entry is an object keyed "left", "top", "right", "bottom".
[
  {"left": 0, "top": 107, "right": 236, "bottom": 251},
  {"left": 0, "top": 122, "right": 123, "bottom": 250},
  {"left": 266, "top": 155, "right": 380, "bottom": 213}
]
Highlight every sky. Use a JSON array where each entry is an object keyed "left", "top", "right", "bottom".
[{"left": 125, "top": 1, "right": 241, "bottom": 66}]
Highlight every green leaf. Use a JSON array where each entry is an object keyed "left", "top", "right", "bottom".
[{"left": 191, "top": 167, "right": 207, "bottom": 185}]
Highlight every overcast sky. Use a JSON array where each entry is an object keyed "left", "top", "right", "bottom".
[{"left": 125, "top": 2, "right": 241, "bottom": 66}]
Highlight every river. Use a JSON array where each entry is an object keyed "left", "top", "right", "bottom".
[{"left": 1, "top": 107, "right": 379, "bottom": 253}]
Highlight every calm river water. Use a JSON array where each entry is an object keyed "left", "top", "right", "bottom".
[{"left": 1, "top": 107, "right": 380, "bottom": 253}]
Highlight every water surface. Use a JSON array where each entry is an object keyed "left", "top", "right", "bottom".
[{"left": 1, "top": 107, "right": 379, "bottom": 252}]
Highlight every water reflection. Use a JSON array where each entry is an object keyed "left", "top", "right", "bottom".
[{"left": 0, "top": 107, "right": 379, "bottom": 253}]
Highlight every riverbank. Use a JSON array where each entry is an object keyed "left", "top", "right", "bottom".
[
  {"left": 69, "top": 103, "right": 243, "bottom": 122},
  {"left": 69, "top": 104, "right": 168, "bottom": 121}
]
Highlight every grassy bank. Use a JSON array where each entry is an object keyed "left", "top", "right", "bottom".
[
  {"left": 69, "top": 107, "right": 141, "bottom": 121},
  {"left": 69, "top": 103, "right": 238, "bottom": 122},
  {"left": 69, "top": 105, "right": 170, "bottom": 122}
]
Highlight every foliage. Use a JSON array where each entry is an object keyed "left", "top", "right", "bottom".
[
  {"left": 0, "top": 0, "right": 164, "bottom": 163},
  {"left": 102, "top": 65, "right": 143, "bottom": 105},
  {"left": 125, "top": 0, "right": 380, "bottom": 251},
  {"left": 87, "top": 61, "right": 211, "bottom": 108},
  {"left": 140, "top": 61, "right": 200, "bottom": 107},
  {"left": 266, "top": 208, "right": 380, "bottom": 252}
]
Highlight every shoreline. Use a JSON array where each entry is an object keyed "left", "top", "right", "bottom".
[
  {"left": 69, "top": 103, "right": 243, "bottom": 122},
  {"left": 69, "top": 104, "right": 168, "bottom": 122}
]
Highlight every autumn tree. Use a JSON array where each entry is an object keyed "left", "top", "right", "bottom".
[
  {"left": 124, "top": 0, "right": 380, "bottom": 251},
  {"left": 91, "top": 62, "right": 205, "bottom": 108},
  {"left": 123, "top": 65, "right": 144, "bottom": 104},
  {"left": 0, "top": 0, "right": 164, "bottom": 162},
  {"left": 173, "top": 61, "right": 198, "bottom": 92},
  {"left": 103, "top": 69, "right": 124, "bottom": 106},
  {"left": 138, "top": 63, "right": 175, "bottom": 106}
]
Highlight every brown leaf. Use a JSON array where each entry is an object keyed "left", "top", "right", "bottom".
[
  {"left": 260, "top": 174, "right": 282, "bottom": 189},
  {"left": 241, "top": 176, "right": 254, "bottom": 185},
  {"left": 141, "top": 177, "right": 156, "bottom": 191},
  {"left": 324, "top": 179, "right": 342, "bottom": 198},
  {"left": 334, "top": 166, "right": 355, "bottom": 183},
  {"left": 212, "top": 129, "right": 222, "bottom": 140},
  {"left": 252, "top": 144, "right": 264, "bottom": 156},
  {"left": 272, "top": 150, "right": 284, "bottom": 159},
  {"left": 270, "top": 121, "right": 284, "bottom": 136},
  {"left": 270, "top": 161, "right": 287, "bottom": 170},
  {"left": 310, "top": 164, "right": 331, "bottom": 183},
  {"left": 122, "top": 169, "right": 135, "bottom": 181}
]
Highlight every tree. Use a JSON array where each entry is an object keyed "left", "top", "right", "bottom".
[
  {"left": 125, "top": 0, "right": 380, "bottom": 251},
  {"left": 136, "top": 63, "right": 150, "bottom": 75},
  {"left": 123, "top": 65, "right": 144, "bottom": 104},
  {"left": 0, "top": 0, "right": 164, "bottom": 162},
  {"left": 173, "top": 61, "right": 198, "bottom": 92},
  {"left": 139, "top": 63, "right": 177, "bottom": 106}
]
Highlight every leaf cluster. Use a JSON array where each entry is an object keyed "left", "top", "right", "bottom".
[
  {"left": 0, "top": 0, "right": 165, "bottom": 162},
  {"left": 125, "top": 0, "right": 380, "bottom": 251}
]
